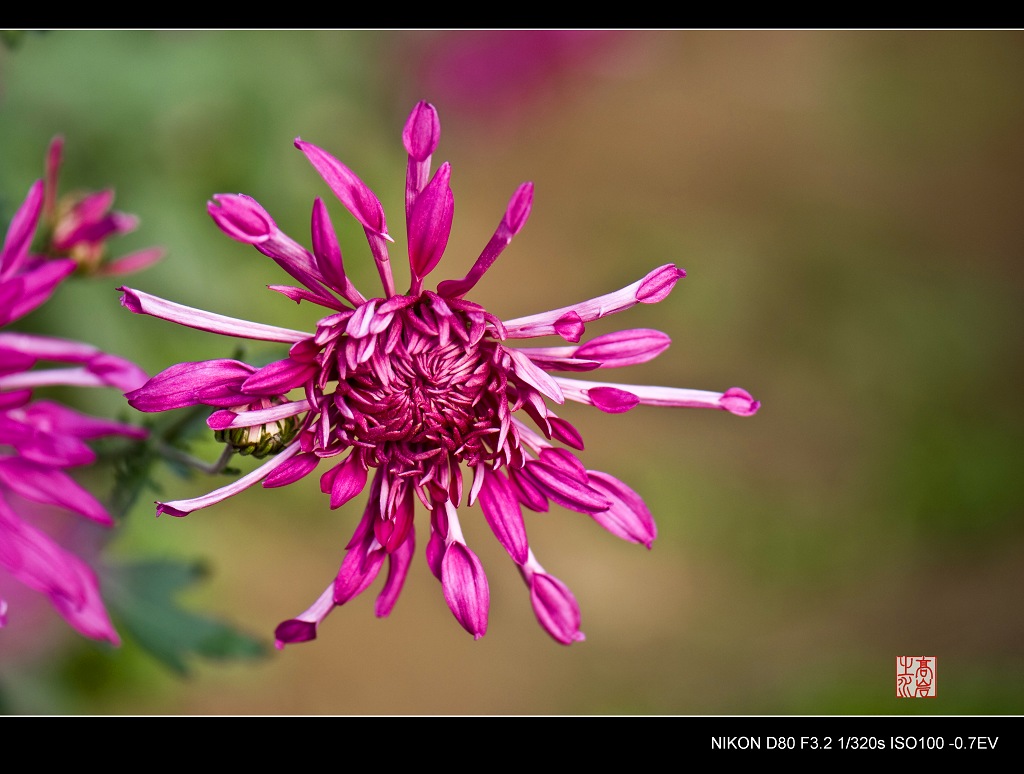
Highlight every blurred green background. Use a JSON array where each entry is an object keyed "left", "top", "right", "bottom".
[{"left": 1, "top": 30, "right": 1021, "bottom": 715}]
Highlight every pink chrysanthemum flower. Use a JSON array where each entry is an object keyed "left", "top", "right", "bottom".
[
  {"left": 36, "top": 136, "right": 164, "bottom": 276},
  {"left": 121, "top": 101, "right": 759, "bottom": 646},
  {"left": 1, "top": 179, "right": 149, "bottom": 644}
]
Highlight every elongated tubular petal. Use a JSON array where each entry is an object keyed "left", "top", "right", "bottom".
[
  {"left": 208, "top": 193, "right": 325, "bottom": 288},
  {"left": 512, "top": 347, "right": 600, "bottom": 372},
  {"left": 585, "top": 470, "right": 657, "bottom": 548},
  {"left": 548, "top": 415, "right": 585, "bottom": 450},
  {"left": 403, "top": 100, "right": 441, "bottom": 216},
  {"left": 507, "top": 347, "right": 564, "bottom": 404},
  {"left": 502, "top": 264, "right": 685, "bottom": 339},
  {"left": 327, "top": 452, "right": 369, "bottom": 510},
  {"left": 294, "top": 139, "right": 397, "bottom": 295},
  {"left": 295, "top": 139, "right": 389, "bottom": 239},
  {"left": 0, "top": 413, "right": 94, "bottom": 467},
  {"left": 525, "top": 456, "right": 611, "bottom": 515},
  {"left": 125, "top": 359, "right": 256, "bottom": 411},
  {"left": 333, "top": 515, "right": 387, "bottom": 605},
  {"left": 374, "top": 482, "right": 414, "bottom": 553},
  {"left": 207, "top": 399, "right": 310, "bottom": 431},
  {"left": 253, "top": 231, "right": 339, "bottom": 306},
  {"left": 436, "top": 182, "right": 533, "bottom": 298},
  {"left": 441, "top": 540, "right": 489, "bottom": 639},
  {"left": 0, "top": 180, "right": 43, "bottom": 280},
  {"left": 274, "top": 582, "right": 335, "bottom": 649},
  {"left": 94, "top": 247, "right": 166, "bottom": 277},
  {"left": 156, "top": 441, "right": 301, "bottom": 517},
  {"left": 375, "top": 525, "right": 415, "bottom": 618},
  {"left": 718, "top": 387, "right": 762, "bottom": 416},
  {"left": 0, "top": 457, "right": 112, "bottom": 525},
  {"left": 119, "top": 287, "right": 309, "bottom": 343},
  {"left": 408, "top": 162, "right": 454, "bottom": 291},
  {"left": 207, "top": 193, "right": 275, "bottom": 244},
  {"left": 477, "top": 470, "right": 529, "bottom": 565},
  {"left": 553, "top": 377, "right": 639, "bottom": 413},
  {"left": 2, "top": 260, "right": 76, "bottom": 325},
  {"left": 508, "top": 466, "right": 550, "bottom": 512},
  {"left": 18, "top": 400, "right": 148, "bottom": 440},
  {"left": 263, "top": 452, "right": 320, "bottom": 488},
  {"left": 574, "top": 328, "right": 672, "bottom": 368},
  {"left": 556, "top": 377, "right": 760, "bottom": 416},
  {"left": 519, "top": 550, "right": 584, "bottom": 645},
  {"left": 0, "top": 331, "right": 103, "bottom": 363},
  {"left": 311, "top": 197, "right": 366, "bottom": 306},
  {"left": 0, "top": 367, "right": 126, "bottom": 392},
  {"left": 240, "top": 357, "right": 317, "bottom": 395},
  {"left": 0, "top": 499, "right": 119, "bottom": 644}
]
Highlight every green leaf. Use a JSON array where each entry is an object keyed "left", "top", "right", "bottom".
[{"left": 102, "top": 559, "right": 268, "bottom": 675}]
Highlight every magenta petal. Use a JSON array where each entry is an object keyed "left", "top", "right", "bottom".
[
  {"left": 0, "top": 458, "right": 112, "bottom": 526},
  {"left": 263, "top": 452, "right": 320, "bottom": 488},
  {"left": 20, "top": 401, "right": 147, "bottom": 441},
  {"left": 333, "top": 540, "right": 386, "bottom": 605},
  {"left": 274, "top": 618, "right": 318, "bottom": 646},
  {"left": 426, "top": 510, "right": 447, "bottom": 580},
  {"left": 241, "top": 357, "right": 316, "bottom": 395},
  {"left": 273, "top": 582, "right": 335, "bottom": 649},
  {"left": 719, "top": 386, "right": 761, "bottom": 416},
  {"left": 95, "top": 247, "right": 166, "bottom": 277},
  {"left": 408, "top": 162, "right": 454, "bottom": 283},
  {"left": 375, "top": 526, "right": 415, "bottom": 618},
  {"left": 85, "top": 352, "right": 149, "bottom": 391},
  {"left": 403, "top": 100, "right": 441, "bottom": 161},
  {"left": 295, "top": 139, "right": 388, "bottom": 237},
  {"left": 125, "top": 359, "right": 256, "bottom": 411},
  {"left": 477, "top": 470, "right": 529, "bottom": 564},
  {"left": 585, "top": 471, "right": 657, "bottom": 548},
  {"left": 548, "top": 416, "right": 585, "bottom": 450},
  {"left": 310, "top": 197, "right": 364, "bottom": 305},
  {"left": 636, "top": 264, "right": 686, "bottom": 303},
  {"left": 530, "top": 572, "right": 585, "bottom": 645},
  {"left": 441, "top": 541, "right": 489, "bottom": 639},
  {"left": 4, "top": 260, "right": 76, "bottom": 324},
  {"left": 436, "top": 182, "right": 534, "bottom": 298},
  {"left": 526, "top": 457, "right": 611, "bottom": 515},
  {"left": 207, "top": 193, "right": 275, "bottom": 244},
  {"left": 553, "top": 312, "right": 585, "bottom": 343},
  {"left": 587, "top": 386, "right": 640, "bottom": 413},
  {"left": 328, "top": 453, "right": 368, "bottom": 510},
  {"left": 575, "top": 328, "right": 672, "bottom": 368},
  {"left": 0, "top": 180, "right": 44, "bottom": 278},
  {"left": 0, "top": 501, "right": 119, "bottom": 644}
]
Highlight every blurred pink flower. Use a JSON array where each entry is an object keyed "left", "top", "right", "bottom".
[
  {"left": 0, "top": 179, "right": 148, "bottom": 645},
  {"left": 121, "top": 101, "right": 759, "bottom": 646},
  {"left": 410, "top": 30, "right": 632, "bottom": 125},
  {"left": 37, "top": 136, "right": 164, "bottom": 276}
]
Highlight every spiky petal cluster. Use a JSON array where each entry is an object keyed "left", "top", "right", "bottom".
[
  {"left": 35, "top": 136, "right": 164, "bottom": 276},
  {"left": 121, "top": 101, "right": 759, "bottom": 646},
  {"left": 1, "top": 179, "right": 149, "bottom": 644}
]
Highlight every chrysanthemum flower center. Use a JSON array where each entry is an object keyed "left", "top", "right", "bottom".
[{"left": 322, "top": 298, "right": 508, "bottom": 475}]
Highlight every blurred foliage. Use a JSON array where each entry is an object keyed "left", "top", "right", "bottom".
[{"left": 102, "top": 559, "right": 267, "bottom": 676}]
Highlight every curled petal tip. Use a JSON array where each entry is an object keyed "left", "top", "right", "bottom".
[
  {"left": 505, "top": 182, "right": 534, "bottom": 235},
  {"left": 274, "top": 619, "right": 318, "bottom": 648},
  {"left": 207, "top": 193, "right": 275, "bottom": 244},
  {"left": 403, "top": 101, "right": 441, "bottom": 161},
  {"left": 636, "top": 264, "right": 686, "bottom": 304},
  {"left": 720, "top": 387, "right": 760, "bottom": 416},
  {"left": 588, "top": 386, "right": 640, "bottom": 413}
]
